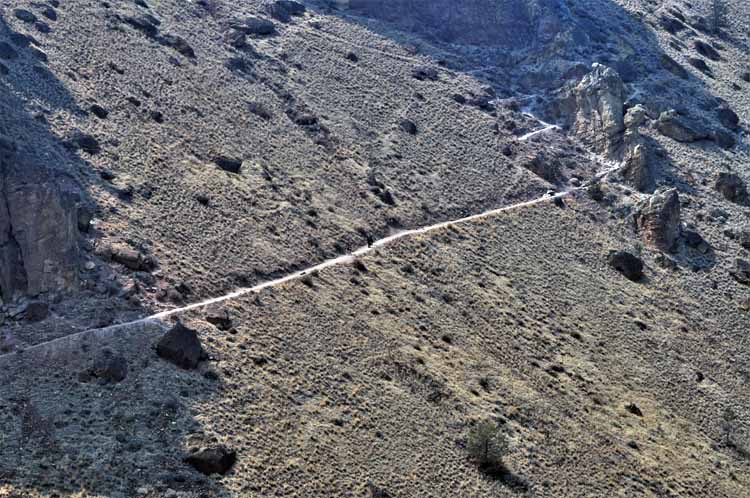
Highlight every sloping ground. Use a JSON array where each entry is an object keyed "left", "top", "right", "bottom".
[
  {"left": 1, "top": 0, "right": 607, "bottom": 347},
  {"left": 2, "top": 191, "right": 748, "bottom": 497}
]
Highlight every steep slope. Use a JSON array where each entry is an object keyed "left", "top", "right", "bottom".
[{"left": 1, "top": 0, "right": 750, "bottom": 497}]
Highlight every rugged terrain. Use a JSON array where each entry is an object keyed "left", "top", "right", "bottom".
[{"left": 1, "top": 0, "right": 749, "bottom": 496}]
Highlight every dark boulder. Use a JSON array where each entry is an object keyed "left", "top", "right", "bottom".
[
  {"left": 412, "top": 66, "right": 438, "bottom": 81},
  {"left": 717, "top": 106, "right": 740, "bottom": 131},
  {"left": 66, "top": 132, "right": 101, "bottom": 155},
  {"left": 25, "top": 301, "right": 49, "bottom": 322},
  {"left": 91, "top": 349, "right": 128, "bottom": 383},
  {"left": 13, "top": 9, "right": 38, "bottom": 23},
  {"left": 399, "top": 119, "right": 418, "bottom": 135},
  {"left": 156, "top": 322, "right": 206, "bottom": 370},
  {"left": 688, "top": 57, "right": 711, "bottom": 75},
  {"left": 715, "top": 173, "right": 748, "bottom": 205},
  {"left": 158, "top": 34, "right": 195, "bottom": 58},
  {"left": 90, "top": 104, "right": 109, "bottom": 119},
  {"left": 185, "top": 446, "right": 236, "bottom": 475},
  {"left": 213, "top": 156, "right": 243, "bottom": 174},
  {"left": 694, "top": 40, "right": 720, "bottom": 61},
  {"left": 608, "top": 251, "right": 644, "bottom": 282}
]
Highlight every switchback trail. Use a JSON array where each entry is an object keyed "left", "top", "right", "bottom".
[{"left": 1, "top": 164, "right": 620, "bottom": 359}]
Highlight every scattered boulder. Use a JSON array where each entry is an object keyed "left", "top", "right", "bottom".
[
  {"left": 156, "top": 322, "right": 206, "bottom": 369},
  {"left": 236, "top": 16, "right": 276, "bottom": 36},
  {"left": 659, "top": 54, "right": 688, "bottom": 79},
  {"left": 608, "top": 251, "right": 644, "bottom": 282},
  {"left": 412, "top": 66, "right": 438, "bottom": 81},
  {"left": 656, "top": 110, "right": 710, "bottom": 143},
  {"left": 688, "top": 57, "right": 711, "bottom": 75},
  {"left": 224, "top": 29, "right": 246, "bottom": 48},
  {"left": 13, "top": 9, "right": 38, "bottom": 23},
  {"left": 717, "top": 106, "right": 740, "bottom": 131},
  {"left": 635, "top": 189, "right": 681, "bottom": 253},
  {"left": 66, "top": 132, "right": 101, "bottom": 155},
  {"left": 715, "top": 173, "right": 748, "bottom": 205},
  {"left": 626, "top": 403, "right": 644, "bottom": 417},
  {"left": 730, "top": 259, "right": 750, "bottom": 286},
  {"left": 185, "top": 446, "right": 236, "bottom": 475},
  {"left": 267, "top": 0, "right": 306, "bottom": 22},
  {"left": 213, "top": 156, "right": 243, "bottom": 174},
  {"left": 109, "top": 245, "right": 158, "bottom": 271},
  {"left": 694, "top": 40, "right": 720, "bottom": 61},
  {"left": 25, "top": 301, "right": 49, "bottom": 322},
  {"left": 91, "top": 349, "right": 128, "bottom": 383},
  {"left": 90, "top": 104, "right": 109, "bottom": 119},
  {"left": 159, "top": 34, "right": 195, "bottom": 58},
  {"left": 205, "top": 305, "right": 233, "bottom": 331},
  {"left": 247, "top": 101, "right": 272, "bottom": 120},
  {"left": 683, "top": 230, "right": 710, "bottom": 253},
  {"left": 399, "top": 119, "right": 418, "bottom": 135},
  {"left": 741, "top": 72, "right": 750, "bottom": 83}
]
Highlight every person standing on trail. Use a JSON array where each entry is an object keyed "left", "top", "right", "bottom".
[{"left": 367, "top": 234, "right": 374, "bottom": 248}]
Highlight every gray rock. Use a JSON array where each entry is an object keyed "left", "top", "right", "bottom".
[
  {"left": 635, "top": 189, "right": 681, "bottom": 253},
  {"left": 205, "top": 305, "right": 233, "bottom": 331},
  {"left": 13, "top": 9, "right": 38, "bottom": 23}
]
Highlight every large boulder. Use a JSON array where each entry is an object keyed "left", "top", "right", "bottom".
[
  {"left": 156, "top": 322, "right": 206, "bottom": 369},
  {"left": 635, "top": 189, "right": 681, "bottom": 253},
  {"left": 656, "top": 110, "right": 711, "bottom": 143},
  {"left": 0, "top": 136, "right": 80, "bottom": 301}
]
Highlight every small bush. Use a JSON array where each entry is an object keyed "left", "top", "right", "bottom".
[{"left": 467, "top": 420, "right": 508, "bottom": 470}]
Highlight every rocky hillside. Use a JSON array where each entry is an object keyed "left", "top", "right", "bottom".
[{"left": 1, "top": 0, "right": 749, "bottom": 496}]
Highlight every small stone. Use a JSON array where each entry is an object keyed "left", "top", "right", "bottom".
[
  {"left": 84, "top": 261, "right": 96, "bottom": 271},
  {"left": 399, "top": 119, "right": 418, "bottom": 135}
]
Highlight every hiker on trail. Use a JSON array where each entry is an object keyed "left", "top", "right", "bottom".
[{"left": 367, "top": 234, "right": 374, "bottom": 248}]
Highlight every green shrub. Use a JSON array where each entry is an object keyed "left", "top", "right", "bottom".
[{"left": 467, "top": 420, "right": 508, "bottom": 469}]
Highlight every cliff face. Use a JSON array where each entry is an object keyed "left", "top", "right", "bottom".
[
  {"left": 0, "top": 135, "right": 79, "bottom": 301},
  {"left": 345, "top": 0, "right": 573, "bottom": 48}
]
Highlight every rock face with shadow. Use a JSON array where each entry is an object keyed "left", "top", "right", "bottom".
[
  {"left": 341, "top": 0, "right": 573, "bottom": 47},
  {"left": 0, "top": 134, "right": 79, "bottom": 301}
]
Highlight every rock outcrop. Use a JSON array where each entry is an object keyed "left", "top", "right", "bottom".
[
  {"left": 0, "top": 136, "right": 80, "bottom": 301},
  {"left": 570, "top": 64, "right": 625, "bottom": 158},
  {"left": 620, "top": 105, "right": 653, "bottom": 192},
  {"left": 635, "top": 189, "right": 681, "bottom": 253}
]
